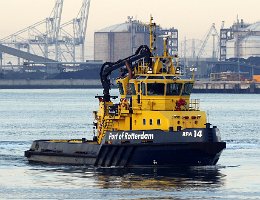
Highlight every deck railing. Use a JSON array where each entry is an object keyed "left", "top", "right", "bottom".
[{"left": 189, "top": 99, "right": 200, "bottom": 111}]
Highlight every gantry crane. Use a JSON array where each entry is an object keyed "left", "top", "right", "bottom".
[
  {"left": 0, "top": 0, "right": 91, "bottom": 63},
  {"left": 59, "top": 0, "right": 91, "bottom": 62},
  {"left": 0, "top": 0, "right": 64, "bottom": 62},
  {"left": 197, "top": 23, "right": 220, "bottom": 60}
]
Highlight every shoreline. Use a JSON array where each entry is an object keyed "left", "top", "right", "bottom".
[{"left": 0, "top": 79, "right": 260, "bottom": 93}]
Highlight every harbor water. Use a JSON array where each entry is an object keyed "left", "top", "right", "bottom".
[{"left": 0, "top": 89, "right": 260, "bottom": 199}]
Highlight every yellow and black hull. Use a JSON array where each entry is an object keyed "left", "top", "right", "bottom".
[
  {"left": 25, "top": 142, "right": 225, "bottom": 167},
  {"left": 25, "top": 127, "right": 226, "bottom": 167}
]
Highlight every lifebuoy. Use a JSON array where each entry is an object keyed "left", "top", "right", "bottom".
[{"left": 175, "top": 98, "right": 186, "bottom": 111}]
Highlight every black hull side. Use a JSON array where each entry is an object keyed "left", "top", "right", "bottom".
[{"left": 25, "top": 142, "right": 226, "bottom": 168}]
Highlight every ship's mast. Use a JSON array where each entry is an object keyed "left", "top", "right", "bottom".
[
  {"left": 163, "top": 37, "right": 169, "bottom": 57},
  {"left": 149, "top": 16, "right": 156, "bottom": 55}
]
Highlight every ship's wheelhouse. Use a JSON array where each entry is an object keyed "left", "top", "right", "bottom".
[{"left": 116, "top": 75, "right": 194, "bottom": 111}]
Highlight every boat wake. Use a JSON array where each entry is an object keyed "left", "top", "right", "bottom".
[
  {"left": 0, "top": 141, "right": 31, "bottom": 167},
  {"left": 225, "top": 139, "right": 260, "bottom": 150}
]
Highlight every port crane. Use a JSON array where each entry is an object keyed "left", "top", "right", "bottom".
[
  {"left": 59, "top": 0, "right": 91, "bottom": 62},
  {"left": 194, "top": 23, "right": 220, "bottom": 74},
  {"left": 197, "top": 23, "right": 220, "bottom": 60},
  {"left": 0, "top": 0, "right": 91, "bottom": 63},
  {"left": 0, "top": 0, "right": 63, "bottom": 61}
]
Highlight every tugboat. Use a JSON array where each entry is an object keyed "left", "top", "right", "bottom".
[{"left": 25, "top": 17, "right": 226, "bottom": 167}]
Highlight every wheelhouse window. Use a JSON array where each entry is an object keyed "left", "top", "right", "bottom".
[
  {"left": 117, "top": 82, "right": 124, "bottom": 95},
  {"left": 137, "top": 76, "right": 147, "bottom": 80},
  {"left": 165, "top": 76, "right": 179, "bottom": 80},
  {"left": 143, "top": 119, "right": 146, "bottom": 125},
  {"left": 166, "top": 83, "right": 182, "bottom": 95},
  {"left": 127, "top": 83, "right": 136, "bottom": 95},
  {"left": 141, "top": 83, "right": 146, "bottom": 95},
  {"left": 147, "top": 76, "right": 165, "bottom": 79},
  {"left": 147, "top": 83, "right": 165, "bottom": 95},
  {"left": 183, "top": 83, "right": 193, "bottom": 95}
]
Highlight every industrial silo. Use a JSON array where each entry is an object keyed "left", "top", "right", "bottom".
[
  {"left": 225, "top": 21, "right": 260, "bottom": 59},
  {"left": 94, "top": 17, "right": 178, "bottom": 62}
]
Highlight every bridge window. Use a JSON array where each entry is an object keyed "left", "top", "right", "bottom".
[
  {"left": 141, "top": 83, "right": 146, "bottom": 95},
  {"left": 143, "top": 119, "right": 146, "bottom": 125},
  {"left": 150, "top": 119, "right": 153, "bottom": 125},
  {"left": 137, "top": 76, "right": 146, "bottom": 80},
  {"left": 147, "top": 83, "right": 165, "bottom": 95},
  {"left": 183, "top": 83, "right": 193, "bottom": 95},
  {"left": 117, "top": 82, "right": 124, "bottom": 95},
  {"left": 147, "top": 76, "right": 165, "bottom": 79},
  {"left": 166, "top": 83, "right": 182, "bottom": 95},
  {"left": 157, "top": 119, "right": 161, "bottom": 125},
  {"left": 127, "top": 83, "right": 136, "bottom": 95},
  {"left": 165, "top": 76, "right": 179, "bottom": 80}
]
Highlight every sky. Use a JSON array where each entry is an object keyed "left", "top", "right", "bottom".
[{"left": 0, "top": 0, "right": 259, "bottom": 58}]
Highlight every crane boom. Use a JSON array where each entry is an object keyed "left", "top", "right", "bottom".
[
  {"left": 73, "top": 0, "right": 91, "bottom": 61},
  {"left": 75, "top": 0, "right": 90, "bottom": 42},
  {"left": 197, "top": 23, "right": 220, "bottom": 59},
  {"left": 100, "top": 45, "right": 152, "bottom": 102}
]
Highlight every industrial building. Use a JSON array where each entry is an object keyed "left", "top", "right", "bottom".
[
  {"left": 220, "top": 19, "right": 260, "bottom": 60},
  {"left": 94, "top": 17, "right": 178, "bottom": 62},
  {"left": 204, "top": 19, "right": 260, "bottom": 81}
]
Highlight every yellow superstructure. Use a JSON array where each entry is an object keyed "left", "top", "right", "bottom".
[{"left": 94, "top": 17, "right": 207, "bottom": 144}]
